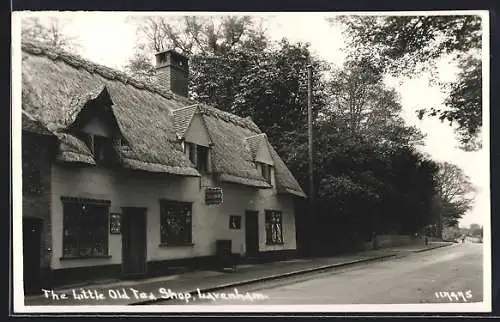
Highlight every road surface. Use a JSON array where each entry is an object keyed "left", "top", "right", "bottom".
[{"left": 155, "top": 243, "right": 483, "bottom": 305}]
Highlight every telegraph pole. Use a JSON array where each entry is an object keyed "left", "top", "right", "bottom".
[
  {"left": 307, "top": 65, "right": 314, "bottom": 206},
  {"left": 307, "top": 64, "right": 315, "bottom": 252}
]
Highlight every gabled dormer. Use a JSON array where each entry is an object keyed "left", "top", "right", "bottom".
[
  {"left": 65, "top": 85, "right": 126, "bottom": 167},
  {"left": 245, "top": 133, "right": 275, "bottom": 186},
  {"left": 172, "top": 104, "right": 213, "bottom": 173}
]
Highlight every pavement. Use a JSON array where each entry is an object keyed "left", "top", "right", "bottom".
[
  {"left": 24, "top": 241, "right": 452, "bottom": 306},
  {"left": 166, "top": 242, "right": 483, "bottom": 306}
]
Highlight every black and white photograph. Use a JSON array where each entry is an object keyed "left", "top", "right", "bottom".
[{"left": 11, "top": 11, "right": 490, "bottom": 313}]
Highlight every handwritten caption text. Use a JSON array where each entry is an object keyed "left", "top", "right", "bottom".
[{"left": 41, "top": 287, "right": 268, "bottom": 303}]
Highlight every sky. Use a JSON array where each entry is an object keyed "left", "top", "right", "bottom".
[{"left": 15, "top": 11, "right": 490, "bottom": 228}]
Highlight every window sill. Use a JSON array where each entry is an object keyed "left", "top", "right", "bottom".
[
  {"left": 159, "top": 243, "right": 195, "bottom": 248},
  {"left": 60, "top": 255, "right": 112, "bottom": 260}
]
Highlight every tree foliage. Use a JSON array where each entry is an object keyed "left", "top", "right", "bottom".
[
  {"left": 124, "top": 16, "right": 267, "bottom": 83},
  {"left": 440, "top": 55, "right": 482, "bottom": 151},
  {"left": 332, "top": 15, "right": 483, "bottom": 151},
  {"left": 127, "top": 15, "right": 268, "bottom": 55},
  {"left": 324, "top": 57, "right": 425, "bottom": 148},
  {"left": 434, "top": 162, "right": 476, "bottom": 227},
  {"left": 189, "top": 39, "right": 329, "bottom": 152},
  {"left": 299, "top": 119, "right": 440, "bottom": 253},
  {"left": 21, "top": 16, "right": 80, "bottom": 51},
  {"left": 468, "top": 223, "right": 483, "bottom": 237},
  {"left": 442, "top": 225, "right": 462, "bottom": 241},
  {"left": 280, "top": 58, "right": 439, "bottom": 253}
]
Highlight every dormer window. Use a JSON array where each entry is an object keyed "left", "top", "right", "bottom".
[
  {"left": 184, "top": 142, "right": 210, "bottom": 173},
  {"left": 93, "top": 135, "right": 114, "bottom": 164},
  {"left": 80, "top": 132, "right": 118, "bottom": 166},
  {"left": 197, "top": 145, "right": 209, "bottom": 173},
  {"left": 261, "top": 163, "right": 272, "bottom": 184}
]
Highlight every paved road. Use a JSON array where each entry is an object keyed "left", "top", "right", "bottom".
[{"left": 156, "top": 243, "right": 483, "bottom": 305}]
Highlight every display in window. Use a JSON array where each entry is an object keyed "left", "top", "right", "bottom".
[
  {"left": 229, "top": 215, "right": 241, "bottom": 229},
  {"left": 62, "top": 201, "right": 109, "bottom": 258},
  {"left": 110, "top": 213, "right": 121, "bottom": 234},
  {"left": 265, "top": 210, "right": 283, "bottom": 244}
]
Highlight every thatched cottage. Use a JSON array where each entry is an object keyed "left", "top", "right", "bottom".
[{"left": 20, "top": 40, "right": 306, "bottom": 290}]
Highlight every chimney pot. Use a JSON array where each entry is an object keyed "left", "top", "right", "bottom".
[{"left": 155, "top": 49, "right": 189, "bottom": 97}]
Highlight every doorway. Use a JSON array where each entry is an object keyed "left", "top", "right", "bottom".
[
  {"left": 121, "top": 207, "right": 147, "bottom": 278},
  {"left": 245, "top": 210, "right": 259, "bottom": 257},
  {"left": 23, "top": 217, "right": 42, "bottom": 295}
]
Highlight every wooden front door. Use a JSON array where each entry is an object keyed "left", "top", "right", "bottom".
[
  {"left": 121, "top": 207, "right": 147, "bottom": 278},
  {"left": 245, "top": 210, "right": 259, "bottom": 257},
  {"left": 23, "top": 217, "right": 42, "bottom": 295}
]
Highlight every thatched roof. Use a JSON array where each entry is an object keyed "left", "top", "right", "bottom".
[
  {"left": 268, "top": 144, "right": 307, "bottom": 198},
  {"left": 20, "top": 40, "right": 306, "bottom": 197},
  {"left": 54, "top": 132, "right": 96, "bottom": 164},
  {"left": 21, "top": 41, "right": 199, "bottom": 175},
  {"left": 22, "top": 110, "right": 55, "bottom": 136}
]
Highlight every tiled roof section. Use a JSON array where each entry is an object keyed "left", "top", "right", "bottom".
[
  {"left": 198, "top": 104, "right": 261, "bottom": 133},
  {"left": 245, "top": 133, "right": 268, "bottom": 160},
  {"left": 171, "top": 104, "right": 198, "bottom": 137},
  {"left": 22, "top": 110, "right": 54, "bottom": 136}
]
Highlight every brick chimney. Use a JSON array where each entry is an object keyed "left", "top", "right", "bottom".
[{"left": 155, "top": 49, "right": 189, "bottom": 97}]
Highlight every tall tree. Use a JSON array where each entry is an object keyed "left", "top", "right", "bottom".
[
  {"left": 285, "top": 58, "right": 437, "bottom": 252},
  {"left": 324, "top": 56, "right": 425, "bottom": 149},
  {"left": 21, "top": 16, "right": 80, "bottom": 51},
  {"left": 304, "top": 119, "right": 439, "bottom": 253},
  {"left": 127, "top": 15, "right": 268, "bottom": 55},
  {"left": 434, "top": 162, "right": 476, "bottom": 227},
  {"left": 468, "top": 223, "right": 482, "bottom": 237},
  {"left": 227, "top": 39, "right": 329, "bottom": 150},
  {"left": 331, "top": 15, "right": 483, "bottom": 151}
]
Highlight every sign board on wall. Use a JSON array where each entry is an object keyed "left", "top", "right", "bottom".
[{"left": 205, "top": 187, "right": 223, "bottom": 205}]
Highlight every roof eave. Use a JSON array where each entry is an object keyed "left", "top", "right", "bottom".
[
  {"left": 22, "top": 128, "right": 56, "bottom": 137},
  {"left": 56, "top": 151, "right": 96, "bottom": 165},
  {"left": 122, "top": 158, "right": 201, "bottom": 177},
  {"left": 277, "top": 186, "right": 307, "bottom": 199},
  {"left": 22, "top": 110, "right": 56, "bottom": 136},
  {"left": 219, "top": 173, "right": 272, "bottom": 189}
]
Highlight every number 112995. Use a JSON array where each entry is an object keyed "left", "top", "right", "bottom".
[{"left": 435, "top": 290, "right": 473, "bottom": 302}]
